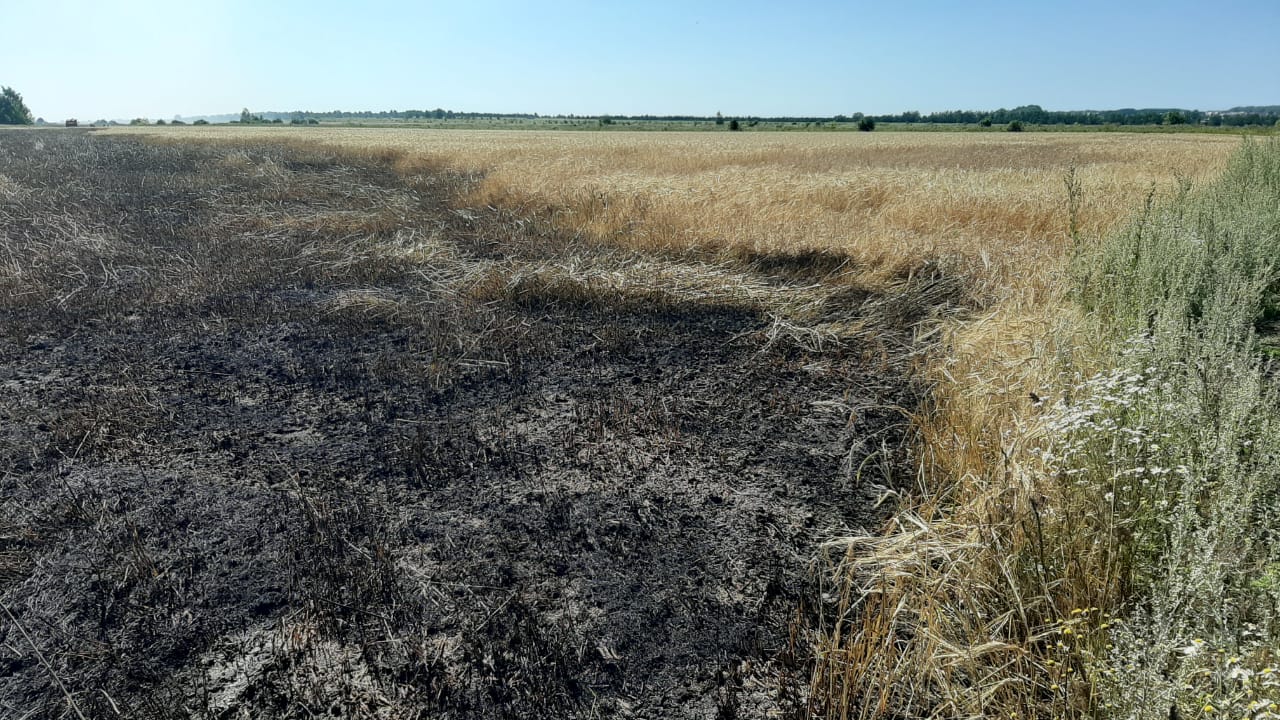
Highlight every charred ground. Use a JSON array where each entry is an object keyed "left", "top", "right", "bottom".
[{"left": 0, "top": 131, "right": 932, "bottom": 719}]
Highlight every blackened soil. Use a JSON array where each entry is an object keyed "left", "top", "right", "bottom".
[{"left": 0, "top": 131, "right": 915, "bottom": 719}]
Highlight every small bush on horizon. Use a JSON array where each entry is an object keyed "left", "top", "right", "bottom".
[
  {"left": 857, "top": 117, "right": 875, "bottom": 131},
  {"left": 1007, "top": 120, "right": 1024, "bottom": 132}
]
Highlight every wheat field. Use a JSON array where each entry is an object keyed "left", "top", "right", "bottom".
[
  {"left": 108, "top": 126, "right": 1236, "bottom": 304},
  {"left": 104, "top": 128, "right": 1240, "bottom": 470}
]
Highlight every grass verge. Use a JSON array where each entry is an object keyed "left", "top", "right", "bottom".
[{"left": 812, "top": 139, "right": 1280, "bottom": 718}]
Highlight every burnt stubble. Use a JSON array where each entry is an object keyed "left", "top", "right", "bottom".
[{"left": 1, "top": 130, "right": 916, "bottom": 719}]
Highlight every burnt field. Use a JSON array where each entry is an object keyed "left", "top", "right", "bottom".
[{"left": 0, "top": 130, "right": 933, "bottom": 719}]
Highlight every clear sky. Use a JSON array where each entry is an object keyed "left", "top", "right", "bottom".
[{"left": 4, "top": 0, "right": 1279, "bottom": 121}]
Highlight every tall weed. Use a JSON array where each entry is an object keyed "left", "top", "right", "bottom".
[
  {"left": 813, "top": 139, "right": 1280, "bottom": 719},
  {"left": 1072, "top": 138, "right": 1280, "bottom": 717}
]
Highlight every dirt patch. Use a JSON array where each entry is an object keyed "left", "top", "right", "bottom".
[{"left": 0, "top": 131, "right": 920, "bottom": 719}]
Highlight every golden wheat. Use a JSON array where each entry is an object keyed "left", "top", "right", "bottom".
[{"left": 108, "top": 126, "right": 1233, "bottom": 301}]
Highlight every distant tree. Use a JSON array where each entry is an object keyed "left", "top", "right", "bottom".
[
  {"left": 1163, "top": 111, "right": 1186, "bottom": 125},
  {"left": 130, "top": 118, "right": 150, "bottom": 125},
  {"left": 170, "top": 119, "right": 185, "bottom": 125},
  {"left": 155, "top": 119, "right": 167, "bottom": 125},
  {"left": 193, "top": 119, "right": 209, "bottom": 125},
  {"left": 729, "top": 119, "right": 741, "bottom": 131},
  {"left": 715, "top": 111, "right": 724, "bottom": 126},
  {"left": 1007, "top": 120, "right": 1024, "bottom": 132},
  {"left": 979, "top": 116, "right": 993, "bottom": 127},
  {"left": 1010, "top": 104, "right": 1046, "bottom": 124},
  {"left": 236, "top": 109, "right": 269, "bottom": 124},
  {"left": 0, "top": 86, "right": 34, "bottom": 125},
  {"left": 857, "top": 117, "right": 876, "bottom": 131}
]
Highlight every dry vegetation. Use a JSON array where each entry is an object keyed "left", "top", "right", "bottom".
[
  {"left": 24, "top": 125, "right": 1261, "bottom": 717},
  {"left": 2, "top": 130, "right": 924, "bottom": 719},
  {"left": 109, "top": 126, "right": 1236, "bottom": 302}
]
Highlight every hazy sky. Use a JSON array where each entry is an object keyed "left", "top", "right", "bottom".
[{"left": 5, "top": 0, "right": 1279, "bottom": 121}]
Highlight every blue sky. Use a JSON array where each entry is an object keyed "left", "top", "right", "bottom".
[{"left": 5, "top": 0, "right": 1279, "bottom": 121}]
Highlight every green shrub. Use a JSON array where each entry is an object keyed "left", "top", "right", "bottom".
[
  {"left": 0, "top": 86, "right": 34, "bottom": 125},
  {"left": 857, "top": 118, "right": 875, "bottom": 132},
  {"left": 1007, "top": 120, "right": 1024, "bottom": 132}
]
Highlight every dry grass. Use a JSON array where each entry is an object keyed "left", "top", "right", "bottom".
[
  {"left": 103, "top": 125, "right": 1245, "bottom": 717},
  {"left": 107, "top": 126, "right": 1235, "bottom": 305}
]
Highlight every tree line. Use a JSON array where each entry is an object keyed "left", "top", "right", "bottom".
[
  {"left": 867, "top": 104, "right": 1280, "bottom": 127},
  {"left": 278, "top": 105, "right": 1280, "bottom": 128},
  {"left": 3, "top": 85, "right": 1278, "bottom": 128}
]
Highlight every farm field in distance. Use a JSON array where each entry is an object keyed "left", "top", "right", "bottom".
[
  {"left": 1, "top": 126, "right": 1259, "bottom": 718},
  {"left": 109, "top": 126, "right": 1238, "bottom": 303}
]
